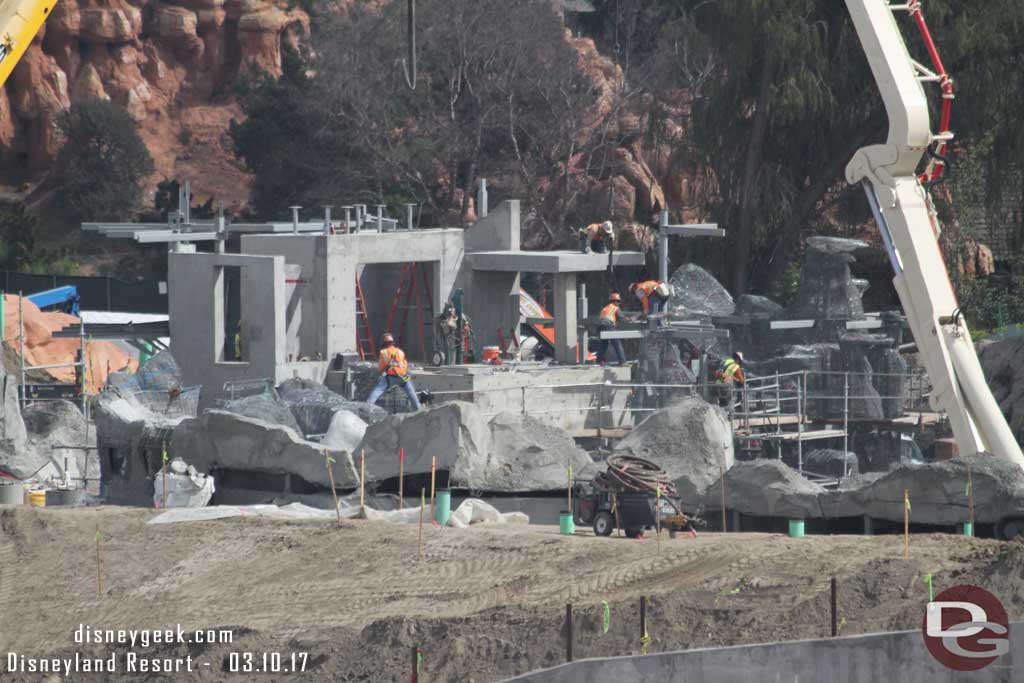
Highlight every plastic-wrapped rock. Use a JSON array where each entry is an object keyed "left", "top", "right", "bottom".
[{"left": 218, "top": 393, "right": 302, "bottom": 433}]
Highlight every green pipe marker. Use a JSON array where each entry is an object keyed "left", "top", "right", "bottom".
[
  {"left": 925, "top": 573, "right": 934, "bottom": 602},
  {"left": 601, "top": 600, "right": 610, "bottom": 635},
  {"left": 788, "top": 519, "right": 805, "bottom": 538},
  {"left": 434, "top": 489, "right": 451, "bottom": 526},
  {"left": 559, "top": 511, "right": 575, "bottom": 535},
  {"left": 963, "top": 522, "right": 973, "bottom": 537}
]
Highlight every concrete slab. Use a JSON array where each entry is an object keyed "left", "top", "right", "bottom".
[{"left": 467, "top": 250, "right": 644, "bottom": 273}]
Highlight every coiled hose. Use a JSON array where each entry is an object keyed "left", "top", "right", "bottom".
[{"left": 596, "top": 455, "right": 683, "bottom": 515}]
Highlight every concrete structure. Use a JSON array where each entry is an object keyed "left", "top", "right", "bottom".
[
  {"left": 413, "top": 364, "right": 632, "bottom": 434},
  {"left": 164, "top": 199, "right": 644, "bottom": 406},
  {"left": 504, "top": 622, "right": 1023, "bottom": 682}
]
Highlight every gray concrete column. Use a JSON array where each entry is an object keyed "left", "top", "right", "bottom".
[{"left": 554, "top": 273, "right": 578, "bottom": 364}]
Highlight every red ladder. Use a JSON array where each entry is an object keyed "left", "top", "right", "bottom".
[
  {"left": 386, "top": 262, "right": 434, "bottom": 360},
  {"left": 355, "top": 276, "right": 376, "bottom": 361}
]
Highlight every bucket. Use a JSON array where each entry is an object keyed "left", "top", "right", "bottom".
[
  {"left": 434, "top": 489, "right": 451, "bottom": 526},
  {"left": 559, "top": 511, "right": 575, "bottom": 535},
  {"left": 0, "top": 481, "right": 22, "bottom": 505},
  {"left": 482, "top": 346, "right": 500, "bottom": 363},
  {"left": 28, "top": 490, "right": 46, "bottom": 508},
  {"left": 963, "top": 521, "right": 974, "bottom": 537},
  {"left": 788, "top": 519, "right": 805, "bottom": 538}
]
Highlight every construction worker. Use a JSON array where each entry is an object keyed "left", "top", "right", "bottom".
[
  {"left": 233, "top": 320, "right": 242, "bottom": 361},
  {"left": 715, "top": 352, "right": 746, "bottom": 413},
  {"left": 630, "top": 280, "right": 673, "bottom": 318},
  {"left": 596, "top": 293, "right": 628, "bottom": 366},
  {"left": 366, "top": 332, "right": 422, "bottom": 410},
  {"left": 579, "top": 220, "right": 614, "bottom": 254}
]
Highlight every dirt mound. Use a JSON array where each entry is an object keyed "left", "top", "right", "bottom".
[{"left": 1, "top": 507, "right": 1022, "bottom": 682}]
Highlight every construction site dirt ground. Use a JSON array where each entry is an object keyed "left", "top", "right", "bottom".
[{"left": 1, "top": 507, "right": 1023, "bottom": 682}]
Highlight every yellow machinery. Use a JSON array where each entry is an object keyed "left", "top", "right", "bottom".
[{"left": 0, "top": 0, "right": 57, "bottom": 87}]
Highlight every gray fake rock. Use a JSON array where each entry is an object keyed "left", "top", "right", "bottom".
[
  {"left": 830, "top": 453, "right": 1024, "bottom": 525},
  {"left": 735, "top": 294, "right": 784, "bottom": 319},
  {"left": 171, "top": 410, "right": 358, "bottom": 491},
  {"left": 616, "top": 397, "right": 734, "bottom": 508},
  {"left": 705, "top": 459, "right": 826, "bottom": 519},
  {"left": 220, "top": 393, "right": 302, "bottom": 434},
  {"left": 980, "top": 335, "right": 1024, "bottom": 442},
  {"left": 804, "top": 449, "right": 859, "bottom": 478},
  {"left": 358, "top": 402, "right": 592, "bottom": 492},
  {"left": 278, "top": 377, "right": 387, "bottom": 431},
  {"left": 667, "top": 263, "right": 735, "bottom": 319},
  {"left": 321, "top": 410, "right": 367, "bottom": 453},
  {"left": 359, "top": 401, "right": 491, "bottom": 485},
  {"left": 486, "top": 413, "right": 596, "bottom": 490},
  {"left": 21, "top": 400, "right": 96, "bottom": 483},
  {"left": 0, "top": 367, "right": 29, "bottom": 477},
  {"left": 786, "top": 236, "right": 867, "bottom": 321}
]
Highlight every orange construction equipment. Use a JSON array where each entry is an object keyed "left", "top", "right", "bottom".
[
  {"left": 386, "top": 262, "right": 434, "bottom": 360},
  {"left": 355, "top": 277, "right": 376, "bottom": 361}
]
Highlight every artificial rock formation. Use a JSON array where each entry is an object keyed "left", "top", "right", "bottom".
[
  {"left": 357, "top": 402, "right": 595, "bottom": 493},
  {"left": 616, "top": 397, "right": 735, "bottom": 509}
]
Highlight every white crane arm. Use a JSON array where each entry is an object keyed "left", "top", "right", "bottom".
[{"left": 845, "top": 0, "right": 1024, "bottom": 468}]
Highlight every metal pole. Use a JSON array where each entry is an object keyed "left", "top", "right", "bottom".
[
  {"left": 79, "top": 318, "right": 86, "bottom": 412},
  {"left": 478, "top": 178, "right": 488, "bottom": 218},
  {"left": 289, "top": 206, "right": 301, "bottom": 234},
  {"left": 843, "top": 371, "right": 850, "bottom": 476},
  {"left": 775, "top": 370, "right": 781, "bottom": 435},
  {"left": 406, "top": 203, "right": 416, "bottom": 230},
  {"left": 658, "top": 209, "right": 669, "bottom": 283},
  {"left": 830, "top": 577, "right": 838, "bottom": 637},
  {"left": 18, "top": 292, "right": 24, "bottom": 409},
  {"left": 376, "top": 205, "right": 384, "bottom": 232},
  {"left": 323, "top": 206, "right": 333, "bottom": 235},
  {"left": 341, "top": 206, "right": 353, "bottom": 232},
  {"left": 798, "top": 371, "right": 806, "bottom": 473},
  {"left": 578, "top": 283, "right": 588, "bottom": 364},
  {"left": 0, "top": 290, "right": 4, "bottom": 342},
  {"left": 565, "top": 603, "right": 574, "bottom": 662}
]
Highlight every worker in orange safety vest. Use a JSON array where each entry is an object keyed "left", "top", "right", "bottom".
[
  {"left": 579, "top": 220, "right": 614, "bottom": 254},
  {"left": 366, "top": 333, "right": 422, "bottom": 410},
  {"left": 629, "top": 280, "right": 673, "bottom": 317},
  {"left": 596, "top": 293, "right": 628, "bottom": 366}
]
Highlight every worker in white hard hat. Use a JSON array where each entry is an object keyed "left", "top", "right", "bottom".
[
  {"left": 366, "top": 332, "right": 422, "bottom": 410},
  {"left": 579, "top": 220, "right": 615, "bottom": 254}
]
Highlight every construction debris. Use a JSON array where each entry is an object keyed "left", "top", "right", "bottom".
[{"left": 153, "top": 458, "right": 215, "bottom": 508}]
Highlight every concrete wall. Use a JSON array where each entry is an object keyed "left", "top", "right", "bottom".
[
  {"left": 503, "top": 623, "right": 1023, "bottom": 683},
  {"left": 169, "top": 252, "right": 285, "bottom": 407},
  {"left": 465, "top": 201, "right": 521, "bottom": 350},
  {"left": 413, "top": 365, "right": 632, "bottom": 434}
]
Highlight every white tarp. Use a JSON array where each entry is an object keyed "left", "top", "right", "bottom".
[
  {"left": 153, "top": 459, "right": 215, "bottom": 508},
  {"left": 148, "top": 499, "right": 528, "bottom": 526}
]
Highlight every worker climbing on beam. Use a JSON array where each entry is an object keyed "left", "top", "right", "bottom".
[
  {"left": 596, "top": 293, "right": 628, "bottom": 367},
  {"left": 366, "top": 332, "right": 422, "bottom": 411},
  {"left": 579, "top": 220, "right": 615, "bottom": 254},
  {"left": 629, "top": 279, "right": 674, "bottom": 320}
]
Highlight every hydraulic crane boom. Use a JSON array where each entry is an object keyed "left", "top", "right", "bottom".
[
  {"left": 0, "top": 0, "right": 57, "bottom": 88},
  {"left": 845, "top": 0, "right": 1024, "bottom": 468}
]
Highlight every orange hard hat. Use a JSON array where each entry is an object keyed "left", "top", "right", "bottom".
[
  {"left": 609, "top": 293, "right": 622, "bottom": 303},
  {"left": 382, "top": 332, "right": 395, "bottom": 345}
]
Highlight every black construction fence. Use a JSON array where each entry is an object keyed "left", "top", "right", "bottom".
[{"left": 0, "top": 271, "right": 168, "bottom": 314}]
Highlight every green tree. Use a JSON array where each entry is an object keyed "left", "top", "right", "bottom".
[
  {"left": 55, "top": 98, "right": 155, "bottom": 223},
  {"left": 0, "top": 201, "right": 41, "bottom": 270}
]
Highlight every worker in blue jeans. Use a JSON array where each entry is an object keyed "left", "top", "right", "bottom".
[{"left": 366, "top": 333, "right": 422, "bottom": 410}]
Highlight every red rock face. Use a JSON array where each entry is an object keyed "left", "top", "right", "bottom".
[{"left": 1, "top": 0, "right": 309, "bottom": 207}]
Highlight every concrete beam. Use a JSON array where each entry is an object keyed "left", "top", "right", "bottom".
[
  {"left": 661, "top": 224, "right": 726, "bottom": 238},
  {"left": 467, "top": 250, "right": 644, "bottom": 273},
  {"left": 553, "top": 273, "right": 578, "bottom": 364}
]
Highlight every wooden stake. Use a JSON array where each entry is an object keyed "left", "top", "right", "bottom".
[
  {"left": 719, "top": 459, "right": 727, "bottom": 532},
  {"left": 612, "top": 492, "right": 622, "bottom": 537},
  {"left": 359, "top": 449, "right": 366, "bottom": 515},
  {"left": 430, "top": 456, "right": 436, "bottom": 520},
  {"left": 398, "top": 447, "right": 405, "bottom": 510},
  {"left": 417, "top": 488, "right": 425, "bottom": 560},
  {"left": 565, "top": 603, "right": 574, "bottom": 662},
  {"left": 656, "top": 485, "right": 661, "bottom": 555},
  {"left": 967, "top": 462, "right": 975, "bottom": 529},
  {"left": 830, "top": 577, "right": 838, "bottom": 637},
  {"left": 161, "top": 441, "right": 167, "bottom": 510},
  {"left": 95, "top": 527, "right": 102, "bottom": 598},
  {"left": 324, "top": 449, "right": 341, "bottom": 522},
  {"left": 904, "top": 488, "right": 910, "bottom": 560}
]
